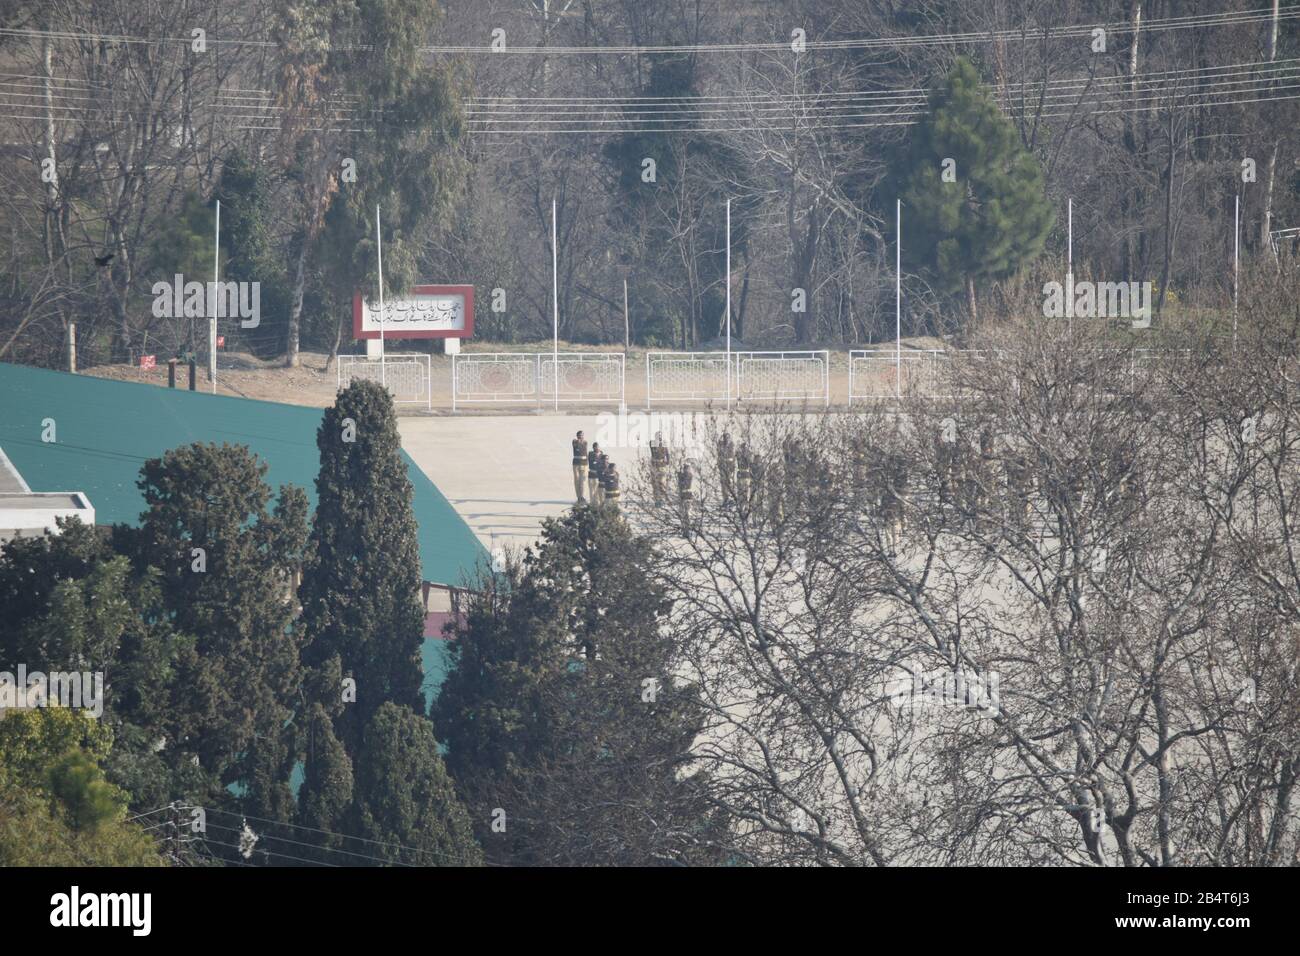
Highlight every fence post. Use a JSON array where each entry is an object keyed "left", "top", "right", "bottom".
[
  {"left": 188, "top": 358, "right": 196, "bottom": 391},
  {"left": 66, "top": 322, "right": 76, "bottom": 373},
  {"left": 168, "top": 359, "right": 177, "bottom": 389}
]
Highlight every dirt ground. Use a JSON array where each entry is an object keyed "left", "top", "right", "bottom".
[{"left": 81, "top": 338, "right": 946, "bottom": 414}]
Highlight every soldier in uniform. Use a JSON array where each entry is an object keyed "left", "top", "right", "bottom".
[
  {"left": 936, "top": 431, "right": 958, "bottom": 507},
  {"left": 782, "top": 435, "right": 805, "bottom": 516},
  {"left": 603, "top": 461, "right": 621, "bottom": 511},
  {"left": 677, "top": 461, "right": 694, "bottom": 535},
  {"left": 589, "top": 443, "right": 605, "bottom": 505},
  {"left": 736, "top": 442, "right": 753, "bottom": 507},
  {"left": 718, "top": 431, "right": 737, "bottom": 503},
  {"left": 650, "top": 430, "right": 671, "bottom": 504},
  {"left": 572, "top": 430, "right": 589, "bottom": 504},
  {"left": 1004, "top": 447, "right": 1032, "bottom": 534},
  {"left": 750, "top": 451, "right": 767, "bottom": 517},
  {"left": 882, "top": 449, "right": 910, "bottom": 555}
]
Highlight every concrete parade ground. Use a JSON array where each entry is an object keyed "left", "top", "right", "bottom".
[{"left": 398, "top": 413, "right": 654, "bottom": 553}]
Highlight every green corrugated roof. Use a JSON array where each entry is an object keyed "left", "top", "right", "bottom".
[{"left": 0, "top": 362, "right": 485, "bottom": 586}]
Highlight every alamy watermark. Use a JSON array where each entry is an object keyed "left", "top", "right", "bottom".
[
  {"left": 0, "top": 665, "right": 104, "bottom": 718},
  {"left": 151, "top": 274, "right": 260, "bottom": 328},
  {"left": 594, "top": 409, "right": 708, "bottom": 453},
  {"left": 1043, "top": 276, "right": 1151, "bottom": 328},
  {"left": 888, "top": 666, "right": 1000, "bottom": 717}
]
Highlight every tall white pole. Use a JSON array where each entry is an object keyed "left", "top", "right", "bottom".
[
  {"left": 552, "top": 196, "right": 559, "bottom": 411},
  {"left": 726, "top": 198, "right": 732, "bottom": 410},
  {"left": 895, "top": 198, "right": 901, "bottom": 400},
  {"left": 1067, "top": 197, "right": 1073, "bottom": 275},
  {"left": 1067, "top": 197, "right": 1073, "bottom": 337},
  {"left": 376, "top": 204, "right": 385, "bottom": 388},
  {"left": 211, "top": 199, "right": 219, "bottom": 394},
  {"left": 1233, "top": 193, "right": 1240, "bottom": 351},
  {"left": 623, "top": 277, "right": 629, "bottom": 349}
]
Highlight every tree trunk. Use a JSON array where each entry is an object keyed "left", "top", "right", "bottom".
[
  {"left": 965, "top": 275, "right": 978, "bottom": 324},
  {"left": 792, "top": 210, "right": 822, "bottom": 345},
  {"left": 286, "top": 237, "right": 307, "bottom": 368},
  {"left": 1123, "top": 1, "right": 1142, "bottom": 280},
  {"left": 1156, "top": 117, "right": 1177, "bottom": 317},
  {"left": 1259, "top": 0, "right": 1281, "bottom": 249}
]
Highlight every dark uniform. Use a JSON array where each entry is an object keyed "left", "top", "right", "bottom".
[
  {"left": 677, "top": 462, "right": 694, "bottom": 535},
  {"left": 882, "top": 451, "right": 909, "bottom": 554},
  {"left": 736, "top": 443, "right": 753, "bottom": 506},
  {"left": 589, "top": 447, "right": 606, "bottom": 505},
  {"left": 782, "top": 437, "right": 805, "bottom": 516},
  {"left": 936, "top": 434, "right": 958, "bottom": 506},
  {"left": 650, "top": 433, "right": 671, "bottom": 504},
  {"left": 1004, "top": 451, "right": 1032, "bottom": 532},
  {"left": 572, "top": 434, "right": 589, "bottom": 503},
  {"left": 718, "top": 433, "right": 737, "bottom": 502},
  {"left": 602, "top": 463, "right": 621, "bottom": 511}
]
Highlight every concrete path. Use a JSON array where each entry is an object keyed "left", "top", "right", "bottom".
[{"left": 399, "top": 414, "right": 649, "bottom": 553}]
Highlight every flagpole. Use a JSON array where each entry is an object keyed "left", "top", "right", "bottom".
[
  {"left": 1067, "top": 197, "right": 1074, "bottom": 337},
  {"left": 211, "top": 199, "right": 219, "bottom": 394},
  {"left": 377, "top": 204, "right": 385, "bottom": 389},
  {"left": 895, "top": 198, "right": 901, "bottom": 401},
  {"left": 552, "top": 195, "right": 559, "bottom": 412},
  {"left": 1233, "top": 192, "right": 1240, "bottom": 352},
  {"left": 725, "top": 198, "right": 732, "bottom": 411}
]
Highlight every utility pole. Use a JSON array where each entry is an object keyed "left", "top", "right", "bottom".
[
  {"left": 210, "top": 200, "right": 219, "bottom": 393},
  {"left": 552, "top": 195, "right": 559, "bottom": 411},
  {"left": 376, "top": 204, "right": 385, "bottom": 389},
  {"left": 895, "top": 199, "right": 902, "bottom": 401},
  {"left": 725, "top": 198, "right": 732, "bottom": 410},
  {"left": 1233, "top": 192, "right": 1240, "bottom": 351}
]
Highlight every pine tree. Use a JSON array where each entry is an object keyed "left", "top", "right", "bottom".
[
  {"left": 296, "top": 702, "right": 354, "bottom": 858},
  {"left": 299, "top": 381, "right": 426, "bottom": 752},
  {"left": 890, "top": 56, "right": 1054, "bottom": 323},
  {"left": 433, "top": 507, "right": 715, "bottom": 865},
  {"left": 348, "top": 703, "right": 481, "bottom": 866},
  {"left": 132, "top": 442, "right": 309, "bottom": 804}
]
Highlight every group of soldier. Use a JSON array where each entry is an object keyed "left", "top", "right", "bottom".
[
  {"left": 571, "top": 431, "right": 621, "bottom": 509},
  {"left": 569, "top": 422, "right": 1139, "bottom": 546}
]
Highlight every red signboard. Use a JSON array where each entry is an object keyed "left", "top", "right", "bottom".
[
  {"left": 352, "top": 284, "right": 475, "bottom": 341},
  {"left": 139, "top": 354, "right": 156, "bottom": 369}
]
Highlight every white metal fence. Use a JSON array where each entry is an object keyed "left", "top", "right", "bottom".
[
  {"left": 541, "top": 353, "right": 625, "bottom": 405},
  {"left": 735, "top": 350, "right": 830, "bottom": 405},
  {"left": 646, "top": 350, "right": 829, "bottom": 406},
  {"left": 849, "top": 349, "right": 939, "bottom": 403},
  {"left": 338, "top": 354, "right": 432, "bottom": 409},
  {"left": 452, "top": 353, "right": 540, "bottom": 407},
  {"left": 646, "top": 351, "right": 732, "bottom": 405},
  {"left": 452, "top": 352, "right": 625, "bottom": 409}
]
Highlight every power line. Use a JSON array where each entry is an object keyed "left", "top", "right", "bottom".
[
  {"left": 201, "top": 819, "right": 420, "bottom": 867},
  {"left": 6, "top": 67, "right": 1294, "bottom": 136},
  {"left": 201, "top": 805, "right": 494, "bottom": 866},
  {"left": 0, "top": 6, "right": 1293, "bottom": 56}
]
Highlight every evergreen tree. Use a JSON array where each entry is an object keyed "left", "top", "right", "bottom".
[
  {"left": 271, "top": 0, "right": 464, "bottom": 365},
  {"left": 604, "top": 52, "right": 759, "bottom": 347},
  {"left": 296, "top": 702, "right": 354, "bottom": 858},
  {"left": 0, "top": 710, "right": 165, "bottom": 866},
  {"left": 433, "top": 507, "right": 715, "bottom": 865},
  {"left": 0, "top": 520, "right": 203, "bottom": 811},
  {"left": 132, "top": 442, "right": 309, "bottom": 806},
  {"left": 889, "top": 56, "right": 1054, "bottom": 322},
  {"left": 299, "top": 381, "right": 426, "bottom": 751},
  {"left": 348, "top": 702, "right": 481, "bottom": 866},
  {"left": 214, "top": 150, "right": 292, "bottom": 359}
]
